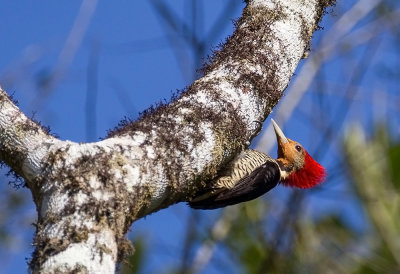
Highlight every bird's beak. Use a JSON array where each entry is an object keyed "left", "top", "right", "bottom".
[{"left": 271, "top": 119, "right": 289, "bottom": 144}]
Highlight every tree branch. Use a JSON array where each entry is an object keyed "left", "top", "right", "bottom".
[
  {"left": 0, "top": 0, "right": 334, "bottom": 272},
  {"left": 0, "top": 87, "right": 57, "bottom": 183}
]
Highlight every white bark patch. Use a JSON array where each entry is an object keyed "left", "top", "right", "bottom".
[
  {"left": 40, "top": 188, "right": 69, "bottom": 218},
  {"left": 251, "top": 0, "right": 277, "bottom": 9},
  {"left": 140, "top": 162, "right": 169, "bottom": 213},
  {"left": 42, "top": 215, "right": 94, "bottom": 239},
  {"left": 187, "top": 123, "right": 215, "bottom": 173},
  {"left": 41, "top": 229, "right": 117, "bottom": 273},
  {"left": 22, "top": 139, "right": 62, "bottom": 181},
  {"left": 185, "top": 65, "right": 266, "bottom": 131}
]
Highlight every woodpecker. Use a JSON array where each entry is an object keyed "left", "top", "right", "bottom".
[{"left": 189, "top": 119, "right": 326, "bottom": 210}]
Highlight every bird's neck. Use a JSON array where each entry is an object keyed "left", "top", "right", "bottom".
[{"left": 276, "top": 158, "right": 294, "bottom": 180}]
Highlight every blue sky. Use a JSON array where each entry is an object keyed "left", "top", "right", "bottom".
[
  {"left": 0, "top": 0, "right": 398, "bottom": 273},
  {"left": 0, "top": 1, "right": 245, "bottom": 272},
  {"left": 0, "top": 1, "right": 245, "bottom": 142}
]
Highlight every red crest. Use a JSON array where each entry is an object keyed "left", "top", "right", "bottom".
[{"left": 282, "top": 151, "right": 326, "bottom": 188}]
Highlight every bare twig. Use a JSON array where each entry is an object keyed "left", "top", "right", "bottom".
[{"left": 39, "top": 0, "right": 98, "bottom": 98}]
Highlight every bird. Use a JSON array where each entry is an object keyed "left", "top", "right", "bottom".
[{"left": 189, "top": 119, "right": 326, "bottom": 209}]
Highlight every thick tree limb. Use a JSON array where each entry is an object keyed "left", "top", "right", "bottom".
[{"left": 0, "top": 0, "right": 334, "bottom": 272}]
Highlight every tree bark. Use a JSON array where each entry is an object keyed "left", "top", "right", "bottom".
[{"left": 0, "top": 0, "right": 334, "bottom": 272}]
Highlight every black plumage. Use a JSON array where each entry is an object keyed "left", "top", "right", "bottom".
[{"left": 189, "top": 150, "right": 280, "bottom": 210}]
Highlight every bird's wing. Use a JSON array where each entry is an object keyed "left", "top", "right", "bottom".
[{"left": 189, "top": 160, "right": 280, "bottom": 210}]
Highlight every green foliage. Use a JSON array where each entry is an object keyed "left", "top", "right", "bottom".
[
  {"left": 225, "top": 200, "right": 269, "bottom": 273},
  {"left": 388, "top": 144, "right": 400, "bottom": 191},
  {"left": 344, "top": 124, "right": 400, "bottom": 273}
]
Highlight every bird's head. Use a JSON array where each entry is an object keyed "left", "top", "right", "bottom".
[{"left": 271, "top": 119, "right": 326, "bottom": 189}]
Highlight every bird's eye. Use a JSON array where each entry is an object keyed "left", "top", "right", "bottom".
[{"left": 295, "top": 145, "right": 302, "bottom": 152}]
